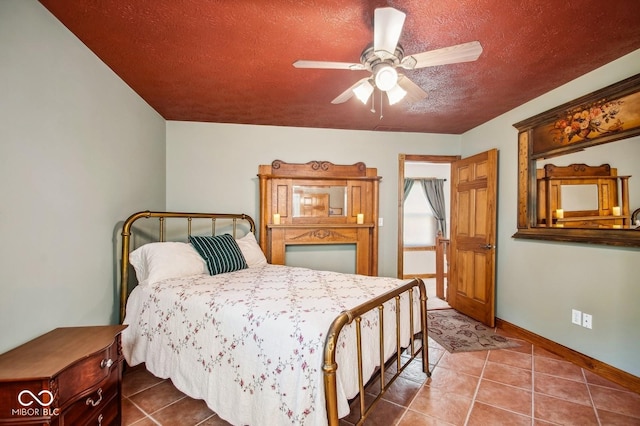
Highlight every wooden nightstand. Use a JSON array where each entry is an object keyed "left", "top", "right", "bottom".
[{"left": 0, "top": 325, "right": 127, "bottom": 425}]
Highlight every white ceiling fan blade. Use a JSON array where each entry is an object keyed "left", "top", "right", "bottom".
[
  {"left": 293, "top": 60, "right": 365, "bottom": 70},
  {"left": 400, "top": 41, "right": 483, "bottom": 70},
  {"left": 331, "top": 77, "right": 372, "bottom": 104},
  {"left": 373, "top": 7, "right": 406, "bottom": 58},
  {"left": 397, "top": 74, "right": 428, "bottom": 102}
]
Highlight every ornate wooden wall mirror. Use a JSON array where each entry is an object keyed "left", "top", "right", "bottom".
[{"left": 513, "top": 73, "right": 640, "bottom": 247}]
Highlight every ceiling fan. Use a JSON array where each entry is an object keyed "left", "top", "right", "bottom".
[{"left": 293, "top": 7, "right": 483, "bottom": 108}]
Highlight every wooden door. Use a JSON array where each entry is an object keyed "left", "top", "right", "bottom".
[{"left": 448, "top": 149, "right": 498, "bottom": 327}]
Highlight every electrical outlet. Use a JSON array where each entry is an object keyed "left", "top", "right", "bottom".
[
  {"left": 571, "top": 309, "right": 582, "bottom": 325},
  {"left": 378, "top": 217, "right": 384, "bottom": 226},
  {"left": 582, "top": 313, "right": 593, "bottom": 329}
]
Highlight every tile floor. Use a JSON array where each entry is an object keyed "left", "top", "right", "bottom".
[{"left": 121, "top": 327, "right": 640, "bottom": 426}]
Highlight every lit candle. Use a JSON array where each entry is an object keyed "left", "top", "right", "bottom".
[
  {"left": 555, "top": 209, "right": 564, "bottom": 219},
  {"left": 273, "top": 213, "right": 281, "bottom": 225},
  {"left": 612, "top": 206, "right": 621, "bottom": 216},
  {"left": 356, "top": 213, "right": 364, "bottom": 224}
]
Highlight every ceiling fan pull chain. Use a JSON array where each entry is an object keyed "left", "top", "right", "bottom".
[
  {"left": 370, "top": 89, "right": 376, "bottom": 113},
  {"left": 379, "top": 90, "right": 384, "bottom": 120}
]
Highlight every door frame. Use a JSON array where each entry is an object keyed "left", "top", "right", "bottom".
[{"left": 397, "top": 154, "right": 461, "bottom": 279}]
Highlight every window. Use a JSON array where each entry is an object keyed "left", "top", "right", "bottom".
[{"left": 403, "top": 184, "right": 437, "bottom": 246}]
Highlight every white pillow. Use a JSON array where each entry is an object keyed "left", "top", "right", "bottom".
[
  {"left": 235, "top": 232, "right": 267, "bottom": 268},
  {"left": 129, "top": 242, "right": 206, "bottom": 285}
]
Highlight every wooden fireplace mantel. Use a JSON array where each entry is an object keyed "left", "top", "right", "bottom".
[
  {"left": 258, "top": 160, "right": 380, "bottom": 276},
  {"left": 267, "top": 223, "right": 375, "bottom": 275}
]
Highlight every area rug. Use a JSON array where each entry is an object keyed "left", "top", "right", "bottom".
[{"left": 427, "top": 309, "right": 520, "bottom": 353}]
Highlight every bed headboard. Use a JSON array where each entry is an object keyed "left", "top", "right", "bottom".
[{"left": 119, "top": 210, "right": 256, "bottom": 322}]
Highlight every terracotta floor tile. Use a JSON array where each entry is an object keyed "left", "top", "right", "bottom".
[
  {"left": 533, "top": 346, "right": 565, "bottom": 360},
  {"left": 128, "top": 418, "right": 159, "bottom": 426},
  {"left": 397, "top": 409, "right": 452, "bottom": 425},
  {"left": 589, "top": 384, "right": 640, "bottom": 418},
  {"left": 534, "top": 373, "right": 592, "bottom": 405},
  {"left": 344, "top": 392, "right": 406, "bottom": 426},
  {"left": 366, "top": 360, "right": 422, "bottom": 394},
  {"left": 534, "top": 392, "right": 599, "bottom": 425},
  {"left": 358, "top": 398, "right": 406, "bottom": 426},
  {"left": 398, "top": 357, "right": 430, "bottom": 383},
  {"left": 533, "top": 420, "right": 560, "bottom": 426},
  {"left": 501, "top": 339, "right": 533, "bottom": 355},
  {"left": 584, "top": 370, "right": 633, "bottom": 392},
  {"left": 379, "top": 375, "right": 424, "bottom": 406},
  {"left": 409, "top": 386, "right": 473, "bottom": 425},
  {"left": 596, "top": 408, "right": 640, "bottom": 425},
  {"left": 475, "top": 379, "right": 532, "bottom": 416},
  {"left": 195, "top": 415, "right": 234, "bottom": 425},
  {"left": 467, "top": 401, "right": 532, "bottom": 426},
  {"left": 121, "top": 397, "right": 147, "bottom": 425},
  {"left": 121, "top": 328, "right": 639, "bottom": 426},
  {"left": 487, "top": 349, "right": 533, "bottom": 370},
  {"left": 150, "top": 396, "right": 215, "bottom": 425},
  {"left": 482, "top": 361, "right": 532, "bottom": 390},
  {"left": 436, "top": 351, "right": 487, "bottom": 377},
  {"left": 343, "top": 392, "right": 376, "bottom": 424},
  {"left": 424, "top": 366, "right": 480, "bottom": 399},
  {"left": 122, "top": 364, "right": 166, "bottom": 397},
  {"left": 427, "top": 337, "right": 444, "bottom": 350},
  {"left": 534, "top": 356, "right": 585, "bottom": 382},
  {"left": 427, "top": 346, "right": 446, "bottom": 370},
  {"left": 128, "top": 380, "right": 187, "bottom": 415}
]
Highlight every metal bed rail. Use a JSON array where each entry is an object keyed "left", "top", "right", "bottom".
[{"left": 323, "top": 277, "right": 430, "bottom": 425}]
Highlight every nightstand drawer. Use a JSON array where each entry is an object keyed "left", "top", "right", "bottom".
[
  {"left": 82, "top": 397, "right": 119, "bottom": 426},
  {"left": 57, "top": 340, "right": 118, "bottom": 406},
  {"left": 59, "top": 366, "right": 119, "bottom": 426},
  {"left": 0, "top": 326, "right": 126, "bottom": 426}
]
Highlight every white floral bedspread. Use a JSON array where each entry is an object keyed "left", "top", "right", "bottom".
[{"left": 122, "top": 264, "right": 421, "bottom": 426}]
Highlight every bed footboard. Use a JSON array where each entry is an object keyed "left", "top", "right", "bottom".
[{"left": 323, "top": 278, "right": 429, "bottom": 425}]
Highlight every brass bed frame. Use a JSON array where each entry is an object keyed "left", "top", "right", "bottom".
[{"left": 119, "top": 211, "right": 430, "bottom": 426}]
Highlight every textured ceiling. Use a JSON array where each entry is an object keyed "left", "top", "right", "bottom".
[{"left": 39, "top": 0, "right": 640, "bottom": 134}]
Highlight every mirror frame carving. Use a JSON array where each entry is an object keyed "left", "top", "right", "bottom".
[{"left": 513, "top": 73, "right": 640, "bottom": 248}]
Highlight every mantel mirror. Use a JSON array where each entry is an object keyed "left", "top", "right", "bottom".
[
  {"left": 293, "top": 185, "right": 347, "bottom": 217},
  {"left": 514, "top": 73, "right": 640, "bottom": 248}
]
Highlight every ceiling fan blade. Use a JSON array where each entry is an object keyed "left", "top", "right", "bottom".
[
  {"left": 373, "top": 7, "right": 406, "bottom": 58},
  {"left": 293, "top": 60, "right": 365, "bottom": 70},
  {"left": 397, "top": 74, "right": 428, "bottom": 103},
  {"left": 331, "top": 77, "right": 372, "bottom": 104},
  {"left": 400, "top": 41, "right": 483, "bottom": 70}
]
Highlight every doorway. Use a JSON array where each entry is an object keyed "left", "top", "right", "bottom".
[{"left": 398, "top": 154, "right": 459, "bottom": 309}]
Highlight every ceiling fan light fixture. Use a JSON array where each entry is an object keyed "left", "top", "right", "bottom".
[
  {"left": 386, "top": 84, "right": 407, "bottom": 105},
  {"left": 374, "top": 65, "right": 398, "bottom": 91},
  {"left": 353, "top": 80, "right": 374, "bottom": 104}
]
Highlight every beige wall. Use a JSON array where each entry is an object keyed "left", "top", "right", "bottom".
[
  {"left": 0, "top": 1, "right": 166, "bottom": 353},
  {"left": 165, "top": 122, "right": 461, "bottom": 277},
  {"left": 461, "top": 49, "right": 640, "bottom": 377}
]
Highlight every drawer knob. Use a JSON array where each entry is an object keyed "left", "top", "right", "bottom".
[
  {"left": 85, "top": 388, "right": 103, "bottom": 407},
  {"left": 100, "top": 358, "right": 113, "bottom": 369}
]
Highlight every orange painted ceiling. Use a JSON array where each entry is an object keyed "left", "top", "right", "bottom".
[{"left": 39, "top": 0, "right": 640, "bottom": 134}]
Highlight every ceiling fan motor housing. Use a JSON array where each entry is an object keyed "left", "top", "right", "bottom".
[{"left": 361, "top": 44, "right": 404, "bottom": 91}]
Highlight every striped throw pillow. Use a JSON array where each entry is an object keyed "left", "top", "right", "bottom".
[{"left": 189, "top": 234, "right": 248, "bottom": 276}]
